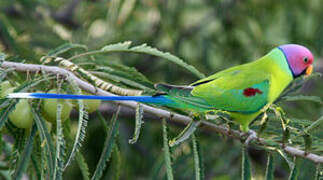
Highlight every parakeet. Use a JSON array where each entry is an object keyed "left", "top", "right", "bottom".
[{"left": 8, "top": 44, "right": 314, "bottom": 132}]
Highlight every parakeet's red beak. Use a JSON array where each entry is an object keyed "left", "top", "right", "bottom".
[{"left": 305, "top": 65, "right": 313, "bottom": 76}]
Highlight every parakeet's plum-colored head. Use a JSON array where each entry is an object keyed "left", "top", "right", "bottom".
[{"left": 278, "top": 44, "right": 314, "bottom": 77}]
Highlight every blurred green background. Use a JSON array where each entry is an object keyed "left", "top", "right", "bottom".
[{"left": 0, "top": 0, "right": 322, "bottom": 179}]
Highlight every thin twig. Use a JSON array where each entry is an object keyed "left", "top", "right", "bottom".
[{"left": 2, "top": 61, "right": 323, "bottom": 164}]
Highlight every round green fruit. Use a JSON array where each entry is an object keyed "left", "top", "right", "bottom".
[
  {"left": 42, "top": 89, "right": 73, "bottom": 123},
  {"left": 3, "top": 87, "right": 33, "bottom": 128},
  {"left": 74, "top": 92, "right": 101, "bottom": 113},
  {"left": 9, "top": 99, "right": 34, "bottom": 128},
  {"left": 0, "top": 81, "right": 13, "bottom": 97}
]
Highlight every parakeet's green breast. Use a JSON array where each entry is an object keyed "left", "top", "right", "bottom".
[{"left": 262, "top": 48, "right": 293, "bottom": 103}]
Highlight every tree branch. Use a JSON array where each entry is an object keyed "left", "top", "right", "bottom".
[{"left": 1, "top": 61, "right": 323, "bottom": 164}]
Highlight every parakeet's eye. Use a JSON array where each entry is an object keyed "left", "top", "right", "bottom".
[{"left": 303, "top": 57, "right": 309, "bottom": 63}]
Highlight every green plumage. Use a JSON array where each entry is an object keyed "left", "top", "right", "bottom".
[{"left": 156, "top": 48, "right": 293, "bottom": 131}]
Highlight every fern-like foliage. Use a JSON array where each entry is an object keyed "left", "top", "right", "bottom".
[{"left": 0, "top": 41, "right": 321, "bottom": 180}]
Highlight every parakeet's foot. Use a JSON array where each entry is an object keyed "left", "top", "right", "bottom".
[{"left": 242, "top": 130, "right": 257, "bottom": 145}]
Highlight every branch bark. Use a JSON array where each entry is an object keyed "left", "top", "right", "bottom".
[{"left": 1, "top": 61, "right": 323, "bottom": 164}]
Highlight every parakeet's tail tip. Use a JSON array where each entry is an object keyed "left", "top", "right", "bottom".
[{"left": 7, "top": 93, "right": 34, "bottom": 98}]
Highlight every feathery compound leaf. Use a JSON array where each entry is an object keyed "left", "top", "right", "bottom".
[
  {"left": 100, "top": 41, "right": 205, "bottom": 78},
  {"left": 162, "top": 118, "right": 174, "bottom": 180},
  {"left": 92, "top": 64, "right": 155, "bottom": 92},
  {"left": 111, "top": 146, "right": 121, "bottom": 180},
  {"left": 32, "top": 108, "right": 55, "bottom": 178},
  {"left": 276, "top": 149, "right": 294, "bottom": 169},
  {"left": 101, "top": 41, "right": 132, "bottom": 51},
  {"left": 242, "top": 146, "right": 252, "bottom": 180},
  {"left": 12, "top": 124, "right": 37, "bottom": 180},
  {"left": 55, "top": 57, "right": 143, "bottom": 96},
  {"left": 129, "top": 44, "right": 205, "bottom": 78},
  {"left": 304, "top": 115, "right": 323, "bottom": 133},
  {"left": 64, "top": 78, "right": 88, "bottom": 169},
  {"left": 277, "top": 72, "right": 321, "bottom": 101},
  {"left": 129, "top": 103, "right": 144, "bottom": 144},
  {"left": 265, "top": 153, "right": 274, "bottom": 180},
  {"left": 288, "top": 158, "right": 299, "bottom": 180},
  {"left": 98, "top": 63, "right": 153, "bottom": 84},
  {"left": 169, "top": 120, "right": 199, "bottom": 147},
  {"left": 91, "top": 71, "right": 155, "bottom": 94},
  {"left": 282, "top": 95, "right": 322, "bottom": 104},
  {"left": 47, "top": 43, "right": 88, "bottom": 57},
  {"left": 64, "top": 121, "right": 90, "bottom": 180},
  {"left": 76, "top": 152, "right": 90, "bottom": 180},
  {"left": 192, "top": 134, "right": 204, "bottom": 180},
  {"left": 53, "top": 104, "right": 65, "bottom": 180},
  {"left": 31, "top": 138, "right": 43, "bottom": 180},
  {"left": 91, "top": 107, "right": 120, "bottom": 180}
]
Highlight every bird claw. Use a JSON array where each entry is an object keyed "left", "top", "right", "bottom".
[{"left": 242, "top": 130, "right": 257, "bottom": 145}]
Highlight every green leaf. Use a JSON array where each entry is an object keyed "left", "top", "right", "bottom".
[
  {"left": 91, "top": 68, "right": 155, "bottom": 93},
  {"left": 192, "top": 134, "right": 204, "bottom": 180},
  {"left": 111, "top": 146, "right": 121, "bottom": 180},
  {"left": 282, "top": 95, "right": 322, "bottom": 104},
  {"left": 278, "top": 72, "right": 321, "bottom": 101},
  {"left": 97, "top": 111, "right": 109, "bottom": 134},
  {"left": 53, "top": 104, "right": 65, "bottom": 180},
  {"left": 162, "top": 118, "right": 174, "bottom": 180},
  {"left": 265, "top": 153, "right": 274, "bottom": 180},
  {"left": 101, "top": 41, "right": 132, "bottom": 51},
  {"left": 76, "top": 152, "right": 90, "bottom": 180},
  {"left": 32, "top": 108, "right": 56, "bottom": 178},
  {"left": 91, "top": 106, "right": 120, "bottom": 180},
  {"left": 48, "top": 43, "right": 88, "bottom": 57},
  {"left": 241, "top": 146, "right": 252, "bottom": 180},
  {"left": 304, "top": 115, "right": 323, "bottom": 133},
  {"left": 288, "top": 158, "right": 299, "bottom": 180},
  {"left": 100, "top": 41, "right": 205, "bottom": 78},
  {"left": 129, "top": 103, "right": 144, "bottom": 144},
  {"left": 129, "top": 43, "right": 205, "bottom": 78},
  {"left": 12, "top": 124, "right": 37, "bottom": 179},
  {"left": 276, "top": 149, "right": 294, "bottom": 169},
  {"left": 31, "top": 148, "right": 42, "bottom": 180},
  {"left": 64, "top": 78, "right": 88, "bottom": 169},
  {"left": 169, "top": 120, "right": 199, "bottom": 147}
]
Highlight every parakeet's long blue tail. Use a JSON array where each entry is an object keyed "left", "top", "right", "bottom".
[{"left": 7, "top": 93, "right": 175, "bottom": 105}]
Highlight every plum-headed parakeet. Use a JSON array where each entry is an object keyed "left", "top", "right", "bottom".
[{"left": 8, "top": 44, "right": 314, "bottom": 132}]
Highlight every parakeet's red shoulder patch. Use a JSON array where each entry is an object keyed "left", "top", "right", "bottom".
[{"left": 243, "top": 88, "right": 263, "bottom": 97}]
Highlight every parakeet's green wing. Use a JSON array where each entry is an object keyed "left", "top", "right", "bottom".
[{"left": 191, "top": 68, "right": 270, "bottom": 113}]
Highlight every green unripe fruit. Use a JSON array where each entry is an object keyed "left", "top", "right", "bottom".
[
  {"left": 0, "top": 81, "right": 13, "bottom": 97},
  {"left": 3, "top": 87, "right": 33, "bottom": 128},
  {"left": 74, "top": 91, "right": 101, "bottom": 113},
  {"left": 42, "top": 89, "right": 73, "bottom": 123}
]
